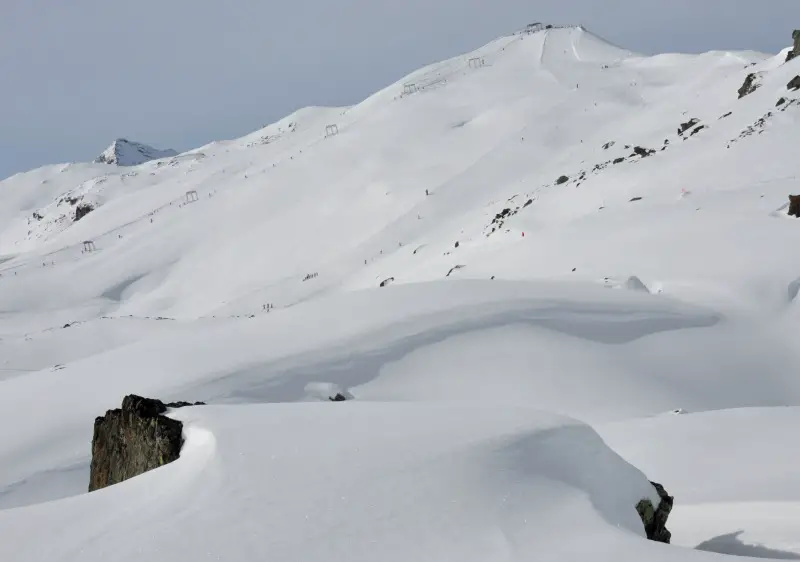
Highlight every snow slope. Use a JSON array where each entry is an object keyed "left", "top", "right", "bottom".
[{"left": 2, "top": 24, "right": 800, "bottom": 561}]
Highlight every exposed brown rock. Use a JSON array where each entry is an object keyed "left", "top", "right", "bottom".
[
  {"left": 89, "top": 395, "right": 204, "bottom": 492},
  {"left": 788, "top": 195, "right": 800, "bottom": 218}
]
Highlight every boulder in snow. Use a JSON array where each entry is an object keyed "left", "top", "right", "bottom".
[
  {"left": 788, "top": 75, "right": 800, "bottom": 91},
  {"left": 95, "top": 139, "right": 178, "bottom": 167},
  {"left": 636, "top": 481, "right": 674, "bottom": 543},
  {"left": 89, "top": 395, "right": 204, "bottom": 492},
  {"left": 555, "top": 175, "right": 569, "bottom": 185},
  {"left": 788, "top": 195, "right": 800, "bottom": 218}
]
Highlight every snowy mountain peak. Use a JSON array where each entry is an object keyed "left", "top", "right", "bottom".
[{"left": 94, "top": 138, "right": 177, "bottom": 166}]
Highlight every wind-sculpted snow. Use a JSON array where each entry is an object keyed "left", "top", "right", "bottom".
[
  {"left": 2, "top": 24, "right": 800, "bottom": 562},
  {"left": 0, "top": 404, "right": 679, "bottom": 562}
]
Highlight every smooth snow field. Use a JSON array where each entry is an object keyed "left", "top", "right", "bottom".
[{"left": 2, "top": 25, "right": 800, "bottom": 561}]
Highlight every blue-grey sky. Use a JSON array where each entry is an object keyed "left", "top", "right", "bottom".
[{"left": 1, "top": 0, "right": 798, "bottom": 180}]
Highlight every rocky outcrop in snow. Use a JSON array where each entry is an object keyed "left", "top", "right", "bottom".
[
  {"left": 786, "top": 30, "right": 800, "bottom": 62},
  {"left": 89, "top": 395, "right": 204, "bottom": 492},
  {"left": 74, "top": 202, "right": 94, "bottom": 222},
  {"left": 788, "top": 195, "right": 800, "bottom": 218},
  {"left": 636, "top": 481, "right": 674, "bottom": 543},
  {"left": 94, "top": 139, "right": 177, "bottom": 167},
  {"left": 738, "top": 73, "right": 761, "bottom": 98}
]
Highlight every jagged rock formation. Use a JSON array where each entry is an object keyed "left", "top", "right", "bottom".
[
  {"left": 74, "top": 202, "right": 94, "bottom": 222},
  {"left": 788, "top": 195, "right": 800, "bottom": 218},
  {"left": 636, "top": 481, "right": 674, "bottom": 543},
  {"left": 788, "top": 76, "right": 800, "bottom": 91},
  {"left": 678, "top": 118, "right": 700, "bottom": 135},
  {"left": 95, "top": 138, "right": 178, "bottom": 167},
  {"left": 786, "top": 30, "right": 800, "bottom": 62},
  {"left": 738, "top": 73, "right": 760, "bottom": 98},
  {"left": 89, "top": 395, "right": 205, "bottom": 492}
]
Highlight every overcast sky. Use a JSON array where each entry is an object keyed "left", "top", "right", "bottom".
[{"left": 1, "top": 0, "right": 798, "bottom": 180}]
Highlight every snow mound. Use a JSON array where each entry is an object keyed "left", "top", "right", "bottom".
[
  {"left": 0, "top": 403, "right": 669, "bottom": 561},
  {"left": 94, "top": 138, "right": 177, "bottom": 166},
  {"left": 601, "top": 407, "right": 800, "bottom": 558}
]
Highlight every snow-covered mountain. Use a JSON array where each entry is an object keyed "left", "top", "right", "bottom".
[
  {"left": 2, "top": 24, "right": 800, "bottom": 562},
  {"left": 94, "top": 138, "right": 177, "bottom": 166}
]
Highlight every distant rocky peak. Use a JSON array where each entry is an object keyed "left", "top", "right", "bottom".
[{"left": 95, "top": 138, "right": 177, "bottom": 166}]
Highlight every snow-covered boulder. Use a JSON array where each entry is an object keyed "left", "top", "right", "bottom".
[
  {"left": 625, "top": 276, "right": 650, "bottom": 293},
  {"left": 94, "top": 138, "right": 177, "bottom": 166}
]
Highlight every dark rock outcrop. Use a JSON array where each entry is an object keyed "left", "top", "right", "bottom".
[
  {"left": 446, "top": 264, "right": 466, "bottom": 277},
  {"left": 788, "top": 75, "right": 800, "bottom": 91},
  {"left": 629, "top": 196, "right": 643, "bottom": 202},
  {"left": 74, "top": 203, "right": 94, "bottom": 222},
  {"left": 689, "top": 125, "right": 707, "bottom": 137},
  {"left": 633, "top": 146, "right": 655, "bottom": 157},
  {"left": 738, "top": 73, "right": 760, "bottom": 98},
  {"left": 555, "top": 175, "right": 569, "bottom": 185},
  {"left": 786, "top": 30, "right": 800, "bottom": 62},
  {"left": 678, "top": 118, "right": 700, "bottom": 135},
  {"left": 329, "top": 393, "right": 348, "bottom": 402},
  {"left": 777, "top": 97, "right": 787, "bottom": 106},
  {"left": 89, "top": 395, "right": 204, "bottom": 492},
  {"left": 636, "top": 481, "right": 674, "bottom": 543},
  {"left": 788, "top": 195, "right": 800, "bottom": 218},
  {"left": 613, "top": 157, "right": 625, "bottom": 164}
]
